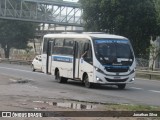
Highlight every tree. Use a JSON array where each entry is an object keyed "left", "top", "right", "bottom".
[
  {"left": 147, "top": 41, "right": 160, "bottom": 70},
  {"left": 0, "top": 19, "right": 37, "bottom": 58},
  {"left": 154, "top": 0, "right": 160, "bottom": 33},
  {"left": 80, "top": 0, "right": 159, "bottom": 57},
  {"left": 154, "top": 0, "right": 160, "bottom": 20}
]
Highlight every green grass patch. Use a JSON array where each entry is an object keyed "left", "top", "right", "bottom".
[{"left": 105, "top": 104, "right": 160, "bottom": 111}]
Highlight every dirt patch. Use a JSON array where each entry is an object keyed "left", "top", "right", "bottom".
[{"left": 9, "top": 78, "right": 32, "bottom": 84}]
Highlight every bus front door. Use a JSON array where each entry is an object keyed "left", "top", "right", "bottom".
[
  {"left": 47, "top": 41, "right": 53, "bottom": 74},
  {"left": 73, "top": 41, "right": 79, "bottom": 79},
  {"left": 79, "top": 42, "right": 94, "bottom": 81}
]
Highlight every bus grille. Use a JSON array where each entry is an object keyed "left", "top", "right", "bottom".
[
  {"left": 105, "top": 67, "right": 129, "bottom": 72},
  {"left": 105, "top": 78, "right": 128, "bottom": 82}
]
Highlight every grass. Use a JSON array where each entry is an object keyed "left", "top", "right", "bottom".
[{"left": 105, "top": 103, "right": 160, "bottom": 111}]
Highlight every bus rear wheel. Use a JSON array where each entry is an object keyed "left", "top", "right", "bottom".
[
  {"left": 55, "top": 71, "right": 67, "bottom": 83},
  {"left": 84, "top": 75, "right": 93, "bottom": 88},
  {"left": 31, "top": 64, "right": 35, "bottom": 72},
  {"left": 117, "top": 84, "right": 126, "bottom": 89}
]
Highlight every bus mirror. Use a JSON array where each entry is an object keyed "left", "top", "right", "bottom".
[
  {"left": 81, "top": 51, "right": 87, "bottom": 58},
  {"left": 84, "top": 43, "right": 89, "bottom": 51}
]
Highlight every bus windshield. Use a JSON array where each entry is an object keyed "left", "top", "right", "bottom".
[{"left": 94, "top": 39, "right": 134, "bottom": 65}]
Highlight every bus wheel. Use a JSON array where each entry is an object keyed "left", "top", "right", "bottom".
[
  {"left": 55, "top": 71, "right": 67, "bottom": 83},
  {"left": 117, "top": 84, "right": 126, "bottom": 89},
  {"left": 61, "top": 77, "right": 68, "bottom": 83},
  {"left": 31, "top": 64, "right": 35, "bottom": 72},
  {"left": 84, "top": 75, "right": 92, "bottom": 88}
]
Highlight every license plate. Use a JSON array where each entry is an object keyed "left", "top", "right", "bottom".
[{"left": 114, "top": 77, "right": 121, "bottom": 79}]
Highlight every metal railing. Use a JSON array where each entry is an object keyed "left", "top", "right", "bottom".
[
  {"left": 136, "top": 69, "right": 160, "bottom": 80},
  {"left": 0, "top": 58, "right": 32, "bottom": 65},
  {"left": 0, "top": 0, "right": 83, "bottom": 26}
]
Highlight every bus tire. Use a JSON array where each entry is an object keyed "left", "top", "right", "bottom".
[
  {"left": 55, "top": 71, "right": 67, "bottom": 83},
  {"left": 31, "top": 64, "right": 35, "bottom": 72},
  {"left": 84, "top": 74, "right": 93, "bottom": 88},
  {"left": 61, "top": 77, "right": 68, "bottom": 83},
  {"left": 117, "top": 84, "right": 126, "bottom": 89}
]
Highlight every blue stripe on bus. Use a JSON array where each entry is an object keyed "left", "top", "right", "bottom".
[
  {"left": 104, "top": 65, "right": 129, "bottom": 69},
  {"left": 95, "top": 40, "right": 128, "bottom": 44},
  {"left": 52, "top": 56, "right": 73, "bottom": 63}
]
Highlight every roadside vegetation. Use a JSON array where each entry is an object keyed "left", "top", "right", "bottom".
[
  {"left": 0, "top": 20, "right": 38, "bottom": 58},
  {"left": 79, "top": 0, "right": 160, "bottom": 61},
  {"left": 105, "top": 103, "right": 160, "bottom": 111}
]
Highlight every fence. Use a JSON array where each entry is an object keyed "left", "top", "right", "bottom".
[
  {"left": 136, "top": 69, "right": 160, "bottom": 80},
  {"left": 0, "top": 58, "right": 32, "bottom": 65}
]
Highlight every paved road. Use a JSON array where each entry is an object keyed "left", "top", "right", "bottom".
[{"left": 0, "top": 63, "right": 160, "bottom": 107}]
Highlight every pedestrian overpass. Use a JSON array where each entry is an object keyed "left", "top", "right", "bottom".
[{"left": 0, "top": 0, "right": 83, "bottom": 27}]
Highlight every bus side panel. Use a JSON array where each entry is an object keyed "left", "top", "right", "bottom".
[
  {"left": 79, "top": 60, "right": 94, "bottom": 82},
  {"left": 51, "top": 55, "right": 73, "bottom": 78}
]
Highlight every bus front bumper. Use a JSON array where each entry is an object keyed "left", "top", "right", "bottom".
[{"left": 94, "top": 72, "right": 135, "bottom": 85}]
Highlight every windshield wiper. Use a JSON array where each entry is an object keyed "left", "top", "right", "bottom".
[
  {"left": 97, "top": 53, "right": 108, "bottom": 64},
  {"left": 98, "top": 53, "right": 117, "bottom": 64},
  {"left": 109, "top": 56, "right": 117, "bottom": 63}
]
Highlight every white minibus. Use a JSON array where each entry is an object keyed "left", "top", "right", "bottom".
[{"left": 41, "top": 33, "right": 136, "bottom": 89}]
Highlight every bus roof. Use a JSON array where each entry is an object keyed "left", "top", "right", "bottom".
[{"left": 44, "top": 33, "right": 127, "bottom": 40}]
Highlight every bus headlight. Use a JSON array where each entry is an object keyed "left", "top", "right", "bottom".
[
  {"left": 96, "top": 77, "right": 103, "bottom": 82},
  {"left": 133, "top": 68, "right": 136, "bottom": 72},
  {"left": 130, "top": 77, "right": 135, "bottom": 82},
  {"left": 130, "top": 68, "right": 135, "bottom": 75},
  {"left": 95, "top": 67, "right": 104, "bottom": 74}
]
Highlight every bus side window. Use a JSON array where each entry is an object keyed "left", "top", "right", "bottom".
[
  {"left": 82, "top": 42, "right": 93, "bottom": 64},
  {"left": 43, "top": 38, "right": 49, "bottom": 54},
  {"left": 53, "top": 39, "right": 64, "bottom": 55},
  {"left": 63, "top": 39, "right": 74, "bottom": 56}
]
